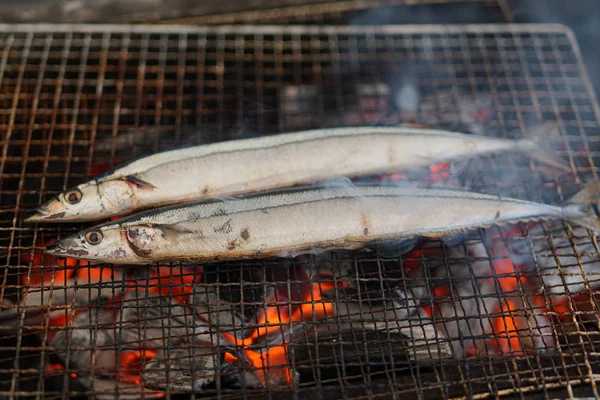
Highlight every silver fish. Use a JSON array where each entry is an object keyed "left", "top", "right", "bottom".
[
  {"left": 27, "top": 125, "right": 568, "bottom": 222},
  {"left": 46, "top": 183, "right": 600, "bottom": 265}
]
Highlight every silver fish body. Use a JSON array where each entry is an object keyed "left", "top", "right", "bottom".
[
  {"left": 46, "top": 184, "right": 599, "bottom": 265},
  {"left": 27, "top": 125, "right": 567, "bottom": 222}
]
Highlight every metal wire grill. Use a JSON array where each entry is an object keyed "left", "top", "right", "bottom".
[{"left": 1, "top": 24, "right": 600, "bottom": 399}]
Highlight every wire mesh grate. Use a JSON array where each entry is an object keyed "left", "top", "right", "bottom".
[{"left": 0, "top": 24, "right": 600, "bottom": 399}]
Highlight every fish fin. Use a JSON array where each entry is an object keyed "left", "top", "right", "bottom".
[
  {"left": 317, "top": 176, "right": 356, "bottom": 189},
  {"left": 152, "top": 223, "right": 195, "bottom": 238},
  {"left": 369, "top": 237, "right": 420, "bottom": 258},
  {"left": 123, "top": 175, "right": 157, "bottom": 189},
  {"left": 567, "top": 181, "right": 600, "bottom": 205},
  {"left": 518, "top": 123, "right": 571, "bottom": 172},
  {"left": 564, "top": 181, "right": 600, "bottom": 231},
  {"left": 214, "top": 196, "right": 242, "bottom": 203},
  {"left": 438, "top": 232, "right": 478, "bottom": 248}
]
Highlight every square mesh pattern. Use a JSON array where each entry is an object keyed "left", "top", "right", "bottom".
[{"left": 0, "top": 24, "right": 599, "bottom": 399}]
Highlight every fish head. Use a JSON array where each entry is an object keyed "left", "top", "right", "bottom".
[
  {"left": 25, "top": 179, "right": 136, "bottom": 223},
  {"left": 46, "top": 224, "right": 141, "bottom": 264},
  {"left": 46, "top": 223, "right": 168, "bottom": 264}
]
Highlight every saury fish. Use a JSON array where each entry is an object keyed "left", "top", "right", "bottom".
[
  {"left": 46, "top": 183, "right": 600, "bottom": 265},
  {"left": 27, "top": 125, "right": 568, "bottom": 222}
]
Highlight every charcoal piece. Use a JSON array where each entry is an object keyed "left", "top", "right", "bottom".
[
  {"left": 64, "top": 373, "right": 163, "bottom": 400},
  {"left": 434, "top": 276, "right": 555, "bottom": 357},
  {"left": 290, "top": 328, "right": 418, "bottom": 381},
  {"left": 50, "top": 306, "right": 119, "bottom": 372},
  {"left": 119, "top": 291, "right": 217, "bottom": 350},
  {"left": 193, "top": 284, "right": 249, "bottom": 341},
  {"left": 333, "top": 299, "right": 450, "bottom": 361},
  {"left": 0, "top": 269, "right": 123, "bottom": 330},
  {"left": 142, "top": 345, "right": 221, "bottom": 392},
  {"left": 197, "top": 264, "right": 271, "bottom": 340},
  {"left": 428, "top": 239, "right": 494, "bottom": 280},
  {"left": 282, "top": 287, "right": 451, "bottom": 362},
  {"left": 511, "top": 224, "right": 600, "bottom": 295},
  {"left": 306, "top": 251, "right": 355, "bottom": 281},
  {"left": 308, "top": 251, "right": 426, "bottom": 303}
]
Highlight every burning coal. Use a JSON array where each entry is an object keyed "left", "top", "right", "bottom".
[{"left": 3, "top": 243, "right": 456, "bottom": 395}]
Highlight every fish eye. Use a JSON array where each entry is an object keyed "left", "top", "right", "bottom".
[
  {"left": 64, "top": 189, "right": 83, "bottom": 204},
  {"left": 85, "top": 230, "right": 103, "bottom": 245}
]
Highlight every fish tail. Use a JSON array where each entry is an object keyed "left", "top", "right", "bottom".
[
  {"left": 563, "top": 181, "right": 600, "bottom": 231},
  {"left": 517, "top": 123, "right": 571, "bottom": 172}
]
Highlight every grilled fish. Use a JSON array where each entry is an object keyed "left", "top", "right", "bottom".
[
  {"left": 27, "top": 125, "right": 568, "bottom": 222},
  {"left": 46, "top": 183, "right": 600, "bottom": 265}
]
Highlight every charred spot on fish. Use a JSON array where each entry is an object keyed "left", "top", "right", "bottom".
[
  {"left": 211, "top": 208, "right": 227, "bottom": 217},
  {"left": 214, "top": 219, "right": 233, "bottom": 234},
  {"left": 261, "top": 208, "right": 268, "bottom": 214},
  {"left": 240, "top": 229, "right": 250, "bottom": 241},
  {"left": 202, "top": 187, "right": 209, "bottom": 195},
  {"left": 494, "top": 211, "right": 501, "bottom": 220},
  {"left": 227, "top": 239, "right": 238, "bottom": 250},
  {"left": 361, "top": 214, "right": 371, "bottom": 237}
]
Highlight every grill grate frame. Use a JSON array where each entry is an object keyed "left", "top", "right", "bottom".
[{"left": 0, "top": 23, "right": 599, "bottom": 399}]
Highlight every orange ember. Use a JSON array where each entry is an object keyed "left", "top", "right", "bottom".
[
  {"left": 403, "top": 246, "right": 440, "bottom": 270},
  {"left": 490, "top": 300, "right": 523, "bottom": 355},
  {"left": 119, "top": 349, "right": 158, "bottom": 385},
  {"left": 220, "top": 278, "right": 348, "bottom": 386},
  {"left": 125, "top": 267, "right": 200, "bottom": 305},
  {"left": 428, "top": 162, "right": 450, "bottom": 184},
  {"left": 426, "top": 231, "right": 533, "bottom": 357},
  {"left": 244, "top": 347, "right": 292, "bottom": 386},
  {"left": 487, "top": 242, "right": 527, "bottom": 355}
]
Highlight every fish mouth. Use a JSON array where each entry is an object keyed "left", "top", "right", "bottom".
[
  {"left": 24, "top": 207, "right": 49, "bottom": 222},
  {"left": 45, "top": 239, "right": 89, "bottom": 259},
  {"left": 24, "top": 206, "right": 67, "bottom": 223}
]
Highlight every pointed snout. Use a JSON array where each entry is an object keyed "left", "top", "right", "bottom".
[
  {"left": 23, "top": 204, "right": 67, "bottom": 223},
  {"left": 23, "top": 205, "right": 48, "bottom": 222},
  {"left": 45, "top": 237, "right": 89, "bottom": 258}
]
